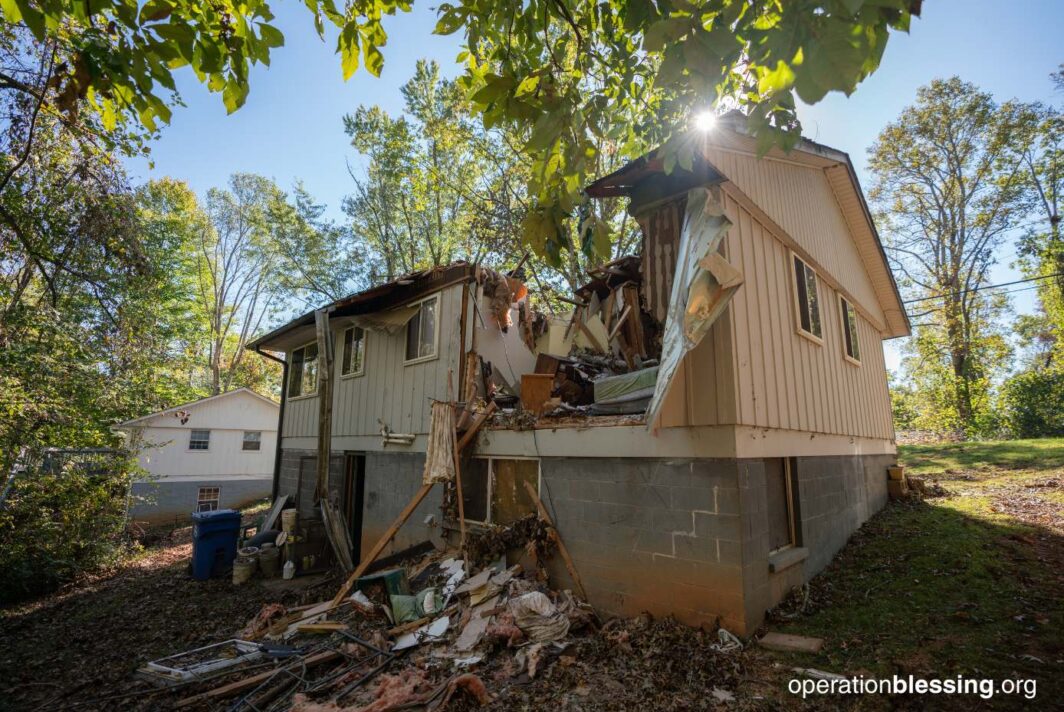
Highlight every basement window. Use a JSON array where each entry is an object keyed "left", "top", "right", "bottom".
[
  {"left": 288, "top": 342, "right": 319, "bottom": 398},
  {"left": 792, "top": 254, "right": 822, "bottom": 341},
  {"left": 341, "top": 326, "right": 366, "bottom": 377},
  {"left": 766, "top": 457, "right": 800, "bottom": 553},
  {"left": 461, "top": 457, "right": 540, "bottom": 525},
  {"left": 839, "top": 296, "right": 861, "bottom": 364},
  {"left": 405, "top": 294, "right": 439, "bottom": 363},
  {"left": 188, "top": 429, "right": 210, "bottom": 451},
  {"left": 242, "top": 431, "right": 262, "bottom": 451},
  {"left": 197, "top": 486, "right": 220, "bottom": 512}
]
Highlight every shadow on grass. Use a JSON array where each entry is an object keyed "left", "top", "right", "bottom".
[
  {"left": 899, "top": 438, "right": 1064, "bottom": 476},
  {"left": 766, "top": 496, "right": 1064, "bottom": 710}
]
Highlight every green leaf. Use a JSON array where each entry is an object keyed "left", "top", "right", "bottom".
[
  {"left": 259, "top": 24, "right": 284, "bottom": 48},
  {"left": 643, "top": 17, "right": 688, "bottom": 52},
  {"left": 140, "top": 0, "right": 172, "bottom": 23},
  {"left": 434, "top": 4, "right": 465, "bottom": 35},
  {"left": 222, "top": 78, "right": 248, "bottom": 113},
  {"left": 338, "top": 23, "right": 360, "bottom": 80},
  {"left": 362, "top": 37, "right": 384, "bottom": 77}
]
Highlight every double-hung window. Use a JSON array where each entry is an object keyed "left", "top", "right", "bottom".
[
  {"left": 189, "top": 429, "right": 210, "bottom": 451},
  {"left": 341, "top": 326, "right": 366, "bottom": 377},
  {"left": 405, "top": 295, "right": 439, "bottom": 363},
  {"left": 839, "top": 296, "right": 861, "bottom": 364},
  {"left": 792, "top": 254, "right": 822, "bottom": 340},
  {"left": 288, "top": 342, "right": 319, "bottom": 398},
  {"left": 242, "top": 431, "right": 262, "bottom": 451}
]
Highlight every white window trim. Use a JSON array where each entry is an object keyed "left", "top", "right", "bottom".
[
  {"left": 196, "top": 486, "right": 220, "bottom": 512},
  {"left": 288, "top": 339, "right": 320, "bottom": 401},
  {"left": 340, "top": 325, "right": 367, "bottom": 379},
  {"left": 187, "top": 429, "right": 211, "bottom": 452},
  {"left": 242, "top": 431, "right": 263, "bottom": 452},
  {"left": 790, "top": 251, "right": 823, "bottom": 345},
  {"left": 465, "top": 456, "right": 542, "bottom": 525},
  {"left": 838, "top": 295, "right": 862, "bottom": 366},
  {"left": 403, "top": 293, "right": 442, "bottom": 366}
]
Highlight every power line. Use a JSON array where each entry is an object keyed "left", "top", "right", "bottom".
[{"left": 902, "top": 271, "right": 1064, "bottom": 305}]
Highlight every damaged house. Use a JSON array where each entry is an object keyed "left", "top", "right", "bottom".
[{"left": 248, "top": 115, "right": 909, "bottom": 636}]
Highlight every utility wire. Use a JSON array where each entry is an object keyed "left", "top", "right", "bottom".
[{"left": 902, "top": 271, "right": 1064, "bottom": 305}]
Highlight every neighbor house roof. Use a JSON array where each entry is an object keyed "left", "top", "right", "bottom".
[
  {"left": 247, "top": 262, "right": 478, "bottom": 353},
  {"left": 114, "top": 387, "right": 278, "bottom": 429},
  {"left": 586, "top": 112, "right": 910, "bottom": 338}
]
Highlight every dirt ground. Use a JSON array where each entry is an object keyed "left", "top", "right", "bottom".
[{"left": 2, "top": 443, "right": 1061, "bottom": 711}]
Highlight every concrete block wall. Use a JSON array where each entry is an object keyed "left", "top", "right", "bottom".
[
  {"left": 361, "top": 451, "right": 442, "bottom": 559},
  {"left": 129, "top": 478, "right": 270, "bottom": 524},
  {"left": 538, "top": 457, "right": 747, "bottom": 633},
  {"left": 277, "top": 449, "right": 344, "bottom": 522},
  {"left": 739, "top": 453, "right": 895, "bottom": 631}
]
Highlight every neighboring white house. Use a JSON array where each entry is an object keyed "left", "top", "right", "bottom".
[{"left": 115, "top": 388, "right": 279, "bottom": 524}]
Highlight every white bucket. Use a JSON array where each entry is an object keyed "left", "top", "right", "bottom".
[{"left": 233, "top": 557, "right": 257, "bottom": 585}]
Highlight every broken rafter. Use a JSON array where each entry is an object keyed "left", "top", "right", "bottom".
[{"left": 455, "top": 401, "right": 498, "bottom": 453}]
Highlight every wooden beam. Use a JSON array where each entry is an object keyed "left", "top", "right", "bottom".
[
  {"left": 456, "top": 401, "right": 498, "bottom": 452},
  {"left": 314, "top": 309, "right": 333, "bottom": 500},
  {"left": 607, "top": 305, "right": 631, "bottom": 344},
  {"left": 574, "top": 318, "right": 606, "bottom": 353},
  {"left": 331, "top": 482, "right": 435, "bottom": 606},
  {"left": 522, "top": 481, "right": 589, "bottom": 601}
]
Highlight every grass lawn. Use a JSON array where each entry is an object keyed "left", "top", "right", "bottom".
[{"left": 753, "top": 438, "right": 1064, "bottom": 710}]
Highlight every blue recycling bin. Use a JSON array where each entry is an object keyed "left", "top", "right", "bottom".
[{"left": 191, "top": 509, "right": 242, "bottom": 580}]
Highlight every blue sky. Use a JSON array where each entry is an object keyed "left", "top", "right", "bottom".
[{"left": 125, "top": 0, "right": 1064, "bottom": 371}]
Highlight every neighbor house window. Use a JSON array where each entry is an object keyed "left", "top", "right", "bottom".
[
  {"left": 197, "top": 486, "right": 220, "bottom": 512},
  {"left": 242, "top": 431, "right": 262, "bottom": 451},
  {"left": 462, "top": 457, "right": 539, "bottom": 525},
  {"left": 341, "top": 326, "right": 366, "bottom": 377},
  {"left": 189, "top": 429, "right": 210, "bottom": 451},
  {"left": 405, "top": 295, "right": 439, "bottom": 363},
  {"left": 792, "top": 255, "right": 822, "bottom": 340},
  {"left": 288, "top": 342, "right": 319, "bottom": 398},
  {"left": 839, "top": 296, "right": 861, "bottom": 364},
  {"left": 766, "top": 458, "right": 800, "bottom": 552}
]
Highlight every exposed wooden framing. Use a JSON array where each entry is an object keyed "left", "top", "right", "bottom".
[
  {"left": 331, "top": 482, "right": 435, "bottom": 606},
  {"left": 314, "top": 309, "right": 334, "bottom": 500},
  {"left": 574, "top": 319, "right": 606, "bottom": 353},
  {"left": 602, "top": 290, "right": 617, "bottom": 333},
  {"left": 452, "top": 410, "right": 466, "bottom": 547},
  {"left": 522, "top": 480, "right": 589, "bottom": 601},
  {"left": 456, "top": 401, "right": 498, "bottom": 452},
  {"left": 607, "top": 305, "right": 632, "bottom": 344}
]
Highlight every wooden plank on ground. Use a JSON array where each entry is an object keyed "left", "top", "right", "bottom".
[{"left": 759, "top": 632, "right": 824, "bottom": 654}]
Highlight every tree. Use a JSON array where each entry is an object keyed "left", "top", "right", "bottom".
[
  {"left": 869, "top": 78, "right": 1030, "bottom": 431},
  {"left": 1, "top": 0, "right": 922, "bottom": 262}
]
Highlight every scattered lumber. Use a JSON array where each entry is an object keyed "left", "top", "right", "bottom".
[
  {"left": 759, "top": 632, "right": 824, "bottom": 654},
  {"left": 175, "top": 650, "right": 341, "bottom": 707},
  {"left": 456, "top": 401, "right": 497, "bottom": 452}
]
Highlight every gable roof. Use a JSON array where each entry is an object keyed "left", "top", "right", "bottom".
[
  {"left": 586, "top": 113, "right": 910, "bottom": 338},
  {"left": 114, "top": 387, "right": 278, "bottom": 428}
]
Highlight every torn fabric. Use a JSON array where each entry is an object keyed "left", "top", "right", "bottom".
[
  {"left": 422, "top": 402, "right": 456, "bottom": 484},
  {"left": 646, "top": 185, "right": 742, "bottom": 432},
  {"left": 349, "top": 304, "right": 419, "bottom": 335}
]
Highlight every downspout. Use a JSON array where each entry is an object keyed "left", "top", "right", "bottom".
[{"left": 254, "top": 346, "right": 288, "bottom": 502}]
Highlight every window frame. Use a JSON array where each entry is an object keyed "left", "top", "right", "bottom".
[
  {"left": 340, "top": 325, "right": 367, "bottom": 378},
  {"left": 403, "top": 293, "right": 442, "bottom": 366},
  {"left": 188, "top": 429, "right": 211, "bottom": 452},
  {"left": 838, "top": 295, "right": 862, "bottom": 366},
  {"left": 196, "top": 486, "right": 220, "bottom": 512},
  {"left": 242, "top": 430, "right": 262, "bottom": 452},
  {"left": 790, "top": 252, "right": 823, "bottom": 344},
  {"left": 463, "top": 456, "right": 542, "bottom": 525},
  {"left": 768, "top": 458, "right": 800, "bottom": 555},
  {"left": 287, "top": 340, "right": 320, "bottom": 400}
]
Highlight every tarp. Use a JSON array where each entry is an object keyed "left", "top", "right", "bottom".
[
  {"left": 349, "top": 304, "right": 419, "bottom": 335},
  {"left": 646, "top": 185, "right": 743, "bottom": 432}
]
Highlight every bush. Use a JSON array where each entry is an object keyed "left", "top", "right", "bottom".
[
  {"left": 0, "top": 450, "right": 138, "bottom": 604},
  {"left": 1000, "top": 368, "right": 1064, "bottom": 439}
]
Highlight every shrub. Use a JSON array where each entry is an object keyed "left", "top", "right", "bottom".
[{"left": 1000, "top": 367, "right": 1064, "bottom": 438}]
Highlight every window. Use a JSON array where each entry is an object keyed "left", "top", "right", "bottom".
[
  {"left": 341, "top": 326, "right": 366, "bottom": 377},
  {"left": 189, "top": 429, "right": 210, "bottom": 450},
  {"left": 242, "top": 431, "right": 262, "bottom": 451},
  {"left": 766, "top": 458, "right": 800, "bottom": 552},
  {"left": 197, "top": 486, "right": 220, "bottom": 512},
  {"left": 792, "top": 255, "right": 822, "bottom": 340},
  {"left": 839, "top": 296, "right": 861, "bottom": 363},
  {"left": 404, "top": 295, "right": 439, "bottom": 363},
  {"left": 461, "top": 457, "right": 539, "bottom": 525},
  {"left": 288, "top": 342, "right": 319, "bottom": 398}
]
